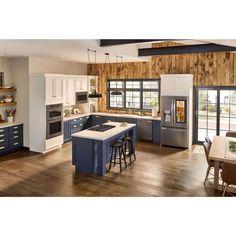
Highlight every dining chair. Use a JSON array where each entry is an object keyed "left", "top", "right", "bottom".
[
  {"left": 221, "top": 162, "right": 236, "bottom": 196},
  {"left": 203, "top": 141, "right": 223, "bottom": 185},
  {"left": 226, "top": 131, "right": 236, "bottom": 138},
  {"left": 205, "top": 136, "right": 212, "bottom": 146}
]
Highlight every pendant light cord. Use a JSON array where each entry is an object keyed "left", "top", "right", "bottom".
[{"left": 87, "top": 49, "right": 98, "bottom": 92}]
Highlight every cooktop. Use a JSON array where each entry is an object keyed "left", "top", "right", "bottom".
[{"left": 88, "top": 124, "right": 116, "bottom": 132}]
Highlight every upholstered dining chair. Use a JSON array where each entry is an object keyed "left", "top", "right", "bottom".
[
  {"left": 203, "top": 141, "right": 223, "bottom": 185},
  {"left": 221, "top": 162, "right": 236, "bottom": 196},
  {"left": 226, "top": 131, "right": 236, "bottom": 138}
]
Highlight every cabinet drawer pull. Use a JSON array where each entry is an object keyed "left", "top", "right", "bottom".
[
  {"left": 14, "top": 142, "right": 19, "bottom": 146},
  {"left": 0, "top": 129, "right": 4, "bottom": 133},
  {"left": 0, "top": 134, "right": 4, "bottom": 137},
  {"left": 14, "top": 131, "right": 18, "bottom": 134},
  {"left": 14, "top": 136, "right": 19, "bottom": 139},
  {"left": 73, "top": 125, "right": 77, "bottom": 128},
  {"left": 73, "top": 119, "right": 77, "bottom": 121},
  {"left": 95, "top": 116, "right": 100, "bottom": 118},
  {"left": 0, "top": 139, "right": 4, "bottom": 142},
  {"left": 79, "top": 118, "right": 82, "bottom": 120},
  {"left": 13, "top": 126, "right": 19, "bottom": 129},
  {"left": 80, "top": 124, "right": 83, "bottom": 126},
  {"left": 0, "top": 146, "right": 4, "bottom": 150}
]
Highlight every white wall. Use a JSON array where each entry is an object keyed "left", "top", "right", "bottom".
[
  {"left": 10, "top": 58, "right": 29, "bottom": 147},
  {"left": 29, "top": 57, "right": 87, "bottom": 75},
  {"left": 0, "top": 57, "right": 12, "bottom": 85}
]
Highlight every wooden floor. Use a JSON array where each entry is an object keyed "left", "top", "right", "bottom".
[{"left": 0, "top": 141, "right": 223, "bottom": 196}]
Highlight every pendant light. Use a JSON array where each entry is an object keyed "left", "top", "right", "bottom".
[
  {"left": 87, "top": 49, "right": 102, "bottom": 98},
  {"left": 111, "top": 55, "right": 122, "bottom": 96}
]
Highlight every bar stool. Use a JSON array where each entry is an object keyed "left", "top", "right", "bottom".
[
  {"left": 108, "top": 141, "right": 127, "bottom": 173},
  {"left": 122, "top": 136, "right": 136, "bottom": 165}
]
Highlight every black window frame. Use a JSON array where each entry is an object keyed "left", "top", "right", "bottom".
[
  {"left": 107, "top": 79, "right": 160, "bottom": 112},
  {"left": 194, "top": 86, "right": 236, "bottom": 144}
]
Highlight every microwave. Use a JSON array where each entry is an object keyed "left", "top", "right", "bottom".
[{"left": 76, "top": 91, "right": 88, "bottom": 104}]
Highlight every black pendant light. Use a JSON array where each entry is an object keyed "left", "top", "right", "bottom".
[
  {"left": 111, "top": 55, "right": 122, "bottom": 96},
  {"left": 87, "top": 49, "right": 102, "bottom": 98}
]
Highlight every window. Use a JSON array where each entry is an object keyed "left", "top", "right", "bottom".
[{"left": 107, "top": 79, "right": 160, "bottom": 111}]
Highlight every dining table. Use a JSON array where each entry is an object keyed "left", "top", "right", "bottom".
[{"left": 209, "top": 135, "right": 236, "bottom": 190}]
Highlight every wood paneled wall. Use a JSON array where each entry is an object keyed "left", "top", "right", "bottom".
[{"left": 87, "top": 42, "right": 236, "bottom": 112}]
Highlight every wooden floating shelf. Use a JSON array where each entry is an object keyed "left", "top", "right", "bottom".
[
  {"left": 0, "top": 102, "right": 17, "bottom": 107},
  {"left": 0, "top": 88, "right": 17, "bottom": 92}
]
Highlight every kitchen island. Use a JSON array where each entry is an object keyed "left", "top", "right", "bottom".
[{"left": 72, "top": 122, "right": 136, "bottom": 176}]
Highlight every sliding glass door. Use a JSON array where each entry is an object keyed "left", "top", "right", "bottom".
[
  {"left": 196, "top": 89, "right": 217, "bottom": 142},
  {"left": 195, "top": 87, "right": 236, "bottom": 143}
]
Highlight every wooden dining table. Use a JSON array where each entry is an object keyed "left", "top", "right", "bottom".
[{"left": 209, "top": 136, "right": 236, "bottom": 189}]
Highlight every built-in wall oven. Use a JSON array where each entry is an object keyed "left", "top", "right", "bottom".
[
  {"left": 46, "top": 103, "right": 63, "bottom": 139},
  {"left": 76, "top": 91, "right": 88, "bottom": 104}
]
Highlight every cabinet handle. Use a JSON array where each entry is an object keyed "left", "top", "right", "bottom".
[
  {"left": 147, "top": 121, "right": 152, "bottom": 123},
  {"left": 14, "top": 131, "right": 18, "bottom": 134},
  {"left": 0, "top": 146, "right": 4, "bottom": 150},
  {"left": 95, "top": 116, "right": 100, "bottom": 118},
  {"left": 14, "top": 136, "right": 19, "bottom": 138},
  {"left": 0, "top": 134, "right": 4, "bottom": 137},
  {"left": 13, "top": 126, "right": 19, "bottom": 129},
  {"left": 79, "top": 118, "right": 82, "bottom": 120},
  {"left": 0, "top": 129, "right": 4, "bottom": 133},
  {"left": 73, "top": 119, "right": 77, "bottom": 121},
  {"left": 0, "top": 139, "right": 4, "bottom": 142},
  {"left": 14, "top": 142, "right": 19, "bottom": 146},
  {"left": 80, "top": 124, "right": 83, "bottom": 126},
  {"left": 73, "top": 125, "right": 77, "bottom": 128}
]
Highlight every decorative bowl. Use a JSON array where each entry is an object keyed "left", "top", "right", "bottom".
[{"left": 4, "top": 98, "right": 13, "bottom": 103}]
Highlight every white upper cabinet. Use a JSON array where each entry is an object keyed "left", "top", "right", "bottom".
[
  {"left": 160, "top": 74, "right": 193, "bottom": 96},
  {"left": 45, "top": 75, "right": 63, "bottom": 105},
  {"left": 63, "top": 78, "right": 75, "bottom": 106},
  {"left": 75, "top": 76, "right": 88, "bottom": 92}
]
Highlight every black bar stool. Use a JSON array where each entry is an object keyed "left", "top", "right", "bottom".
[
  {"left": 108, "top": 141, "right": 127, "bottom": 173},
  {"left": 122, "top": 136, "right": 136, "bottom": 165}
]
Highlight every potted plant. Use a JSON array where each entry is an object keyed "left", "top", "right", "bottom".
[
  {"left": 5, "top": 109, "right": 16, "bottom": 123},
  {"left": 151, "top": 98, "right": 158, "bottom": 117}
]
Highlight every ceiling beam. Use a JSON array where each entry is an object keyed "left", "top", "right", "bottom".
[
  {"left": 100, "top": 39, "right": 167, "bottom": 47},
  {"left": 138, "top": 43, "right": 236, "bottom": 56}
]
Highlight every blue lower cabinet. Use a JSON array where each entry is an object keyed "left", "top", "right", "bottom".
[
  {"left": 0, "top": 124, "right": 24, "bottom": 157},
  {"left": 91, "top": 115, "right": 104, "bottom": 126},
  {"left": 64, "top": 120, "right": 71, "bottom": 143},
  {"left": 152, "top": 120, "right": 161, "bottom": 144}
]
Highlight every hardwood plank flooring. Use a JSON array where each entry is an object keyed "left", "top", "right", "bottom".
[{"left": 0, "top": 142, "right": 223, "bottom": 196}]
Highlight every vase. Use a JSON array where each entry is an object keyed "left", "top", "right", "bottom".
[
  {"left": 7, "top": 117, "right": 14, "bottom": 123},
  {"left": 152, "top": 107, "right": 158, "bottom": 117}
]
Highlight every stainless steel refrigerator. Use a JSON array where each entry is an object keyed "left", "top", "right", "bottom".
[{"left": 161, "top": 96, "right": 189, "bottom": 148}]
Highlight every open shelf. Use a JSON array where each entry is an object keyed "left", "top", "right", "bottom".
[
  {"left": 0, "top": 88, "right": 17, "bottom": 93},
  {"left": 0, "top": 102, "right": 17, "bottom": 107}
]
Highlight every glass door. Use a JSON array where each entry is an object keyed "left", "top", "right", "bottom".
[
  {"left": 195, "top": 89, "right": 217, "bottom": 142},
  {"left": 219, "top": 90, "right": 236, "bottom": 136}
]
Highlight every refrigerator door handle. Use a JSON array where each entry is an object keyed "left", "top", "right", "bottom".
[
  {"left": 195, "top": 109, "right": 198, "bottom": 117},
  {"left": 162, "top": 127, "right": 186, "bottom": 131}
]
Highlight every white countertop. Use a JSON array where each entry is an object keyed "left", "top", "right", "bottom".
[
  {"left": 72, "top": 122, "right": 136, "bottom": 141},
  {"left": 92, "top": 112, "right": 161, "bottom": 121},
  {"left": 63, "top": 112, "right": 160, "bottom": 121},
  {"left": 0, "top": 122, "right": 23, "bottom": 129}
]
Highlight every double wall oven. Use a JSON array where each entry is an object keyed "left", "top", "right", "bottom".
[{"left": 46, "top": 103, "right": 63, "bottom": 139}]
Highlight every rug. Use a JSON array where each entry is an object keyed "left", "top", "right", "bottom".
[{"left": 192, "top": 145, "right": 205, "bottom": 155}]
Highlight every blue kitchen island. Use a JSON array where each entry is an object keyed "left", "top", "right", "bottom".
[{"left": 72, "top": 122, "right": 136, "bottom": 176}]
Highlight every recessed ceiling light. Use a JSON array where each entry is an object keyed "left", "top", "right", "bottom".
[
  {"left": 0, "top": 54, "right": 4, "bottom": 56},
  {"left": 61, "top": 56, "right": 65, "bottom": 58}
]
